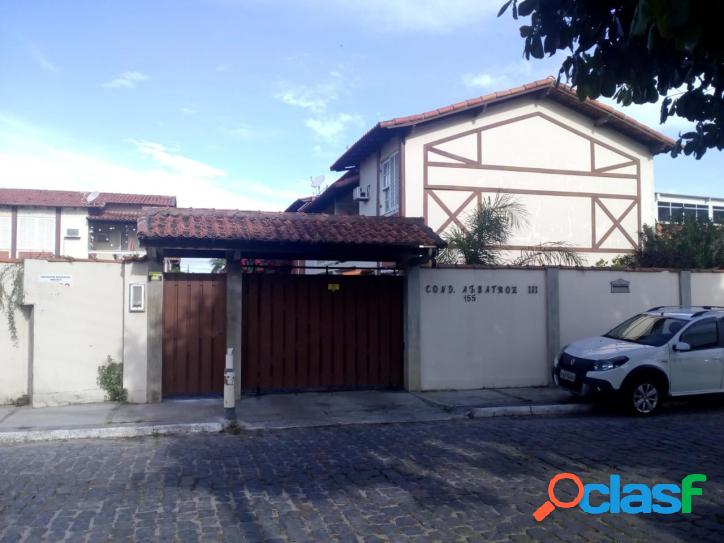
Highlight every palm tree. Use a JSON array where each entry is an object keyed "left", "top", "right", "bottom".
[
  {"left": 437, "top": 193, "right": 583, "bottom": 267},
  {"left": 210, "top": 258, "right": 226, "bottom": 273}
]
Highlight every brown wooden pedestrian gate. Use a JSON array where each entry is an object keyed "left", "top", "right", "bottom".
[
  {"left": 242, "top": 274, "right": 404, "bottom": 393},
  {"left": 163, "top": 273, "right": 227, "bottom": 396}
]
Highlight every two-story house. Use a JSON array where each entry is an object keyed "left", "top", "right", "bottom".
[
  {"left": 293, "top": 78, "right": 676, "bottom": 265},
  {"left": 0, "top": 188, "right": 176, "bottom": 260}
]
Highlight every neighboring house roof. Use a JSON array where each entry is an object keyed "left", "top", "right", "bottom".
[
  {"left": 0, "top": 188, "right": 176, "bottom": 208},
  {"left": 285, "top": 196, "right": 314, "bottom": 212},
  {"left": 292, "top": 171, "right": 359, "bottom": 213},
  {"left": 137, "top": 208, "right": 445, "bottom": 249},
  {"left": 331, "top": 77, "right": 676, "bottom": 171},
  {"left": 88, "top": 210, "right": 146, "bottom": 222},
  {"left": 655, "top": 192, "right": 724, "bottom": 203}
]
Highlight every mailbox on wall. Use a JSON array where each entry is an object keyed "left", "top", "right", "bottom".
[{"left": 129, "top": 283, "right": 145, "bottom": 312}]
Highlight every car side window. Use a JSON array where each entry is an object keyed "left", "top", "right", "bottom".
[{"left": 680, "top": 319, "right": 719, "bottom": 350}]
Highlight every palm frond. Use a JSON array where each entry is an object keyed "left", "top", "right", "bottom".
[{"left": 511, "top": 242, "right": 584, "bottom": 267}]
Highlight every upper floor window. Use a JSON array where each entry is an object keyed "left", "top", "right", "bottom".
[
  {"left": 657, "top": 201, "right": 709, "bottom": 223},
  {"left": 713, "top": 206, "right": 724, "bottom": 224},
  {"left": 381, "top": 152, "right": 400, "bottom": 215},
  {"left": 0, "top": 215, "right": 10, "bottom": 252},
  {"left": 89, "top": 221, "right": 138, "bottom": 252},
  {"left": 17, "top": 213, "right": 54, "bottom": 253}
]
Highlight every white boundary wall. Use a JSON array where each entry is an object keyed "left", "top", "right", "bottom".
[
  {"left": 412, "top": 267, "right": 724, "bottom": 391},
  {"left": 418, "top": 268, "right": 548, "bottom": 389},
  {"left": 0, "top": 259, "right": 148, "bottom": 407}
]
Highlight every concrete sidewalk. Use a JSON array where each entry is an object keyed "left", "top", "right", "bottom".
[{"left": 0, "top": 387, "right": 588, "bottom": 443}]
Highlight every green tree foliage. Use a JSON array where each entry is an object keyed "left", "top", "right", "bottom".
[
  {"left": 499, "top": 0, "right": 724, "bottom": 158},
  {"left": 438, "top": 194, "right": 583, "bottom": 266},
  {"left": 630, "top": 220, "right": 724, "bottom": 268}
]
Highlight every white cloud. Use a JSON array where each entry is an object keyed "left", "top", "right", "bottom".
[
  {"left": 222, "top": 125, "right": 256, "bottom": 140},
  {"left": 0, "top": 114, "right": 299, "bottom": 210},
  {"left": 25, "top": 41, "right": 59, "bottom": 74},
  {"left": 102, "top": 71, "right": 150, "bottom": 89},
  {"left": 275, "top": 80, "right": 341, "bottom": 113},
  {"left": 461, "top": 72, "right": 509, "bottom": 89},
  {"left": 180, "top": 106, "right": 197, "bottom": 115},
  {"left": 305, "top": 113, "right": 363, "bottom": 140},
  {"left": 131, "top": 140, "right": 228, "bottom": 179},
  {"left": 216, "top": 63, "right": 229, "bottom": 72}
]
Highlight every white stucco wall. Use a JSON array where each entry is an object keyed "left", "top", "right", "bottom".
[
  {"left": 123, "top": 260, "right": 148, "bottom": 403},
  {"left": 59, "top": 208, "right": 90, "bottom": 258},
  {"left": 23, "top": 259, "right": 125, "bottom": 406},
  {"left": 691, "top": 272, "right": 724, "bottom": 306},
  {"left": 0, "top": 263, "right": 30, "bottom": 404},
  {"left": 558, "top": 269, "right": 680, "bottom": 348},
  {"left": 358, "top": 136, "right": 401, "bottom": 217},
  {"left": 398, "top": 97, "right": 656, "bottom": 265},
  {"left": 418, "top": 267, "right": 548, "bottom": 390}
]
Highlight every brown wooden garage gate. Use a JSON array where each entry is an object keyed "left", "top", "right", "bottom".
[
  {"left": 242, "top": 274, "right": 404, "bottom": 393},
  {"left": 162, "top": 273, "right": 227, "bottom": 396}
]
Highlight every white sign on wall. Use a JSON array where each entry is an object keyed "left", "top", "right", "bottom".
[{"left": 38, "top": 274, "right": 73, "bottom": 286}]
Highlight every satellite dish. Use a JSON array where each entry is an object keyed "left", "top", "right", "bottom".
[
  {"left": 310, "top": 175, "right": 325, "bottom": 195},
  {"left": 86, "top": 191, "right": 100, "bottom": 204}
]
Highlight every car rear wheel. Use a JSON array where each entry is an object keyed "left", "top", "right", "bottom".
[{"left": 627, "top": 379, "right": 662, "bottom": 416}]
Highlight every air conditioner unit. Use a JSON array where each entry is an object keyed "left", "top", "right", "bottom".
[
  {"left": 352, "top": 186, "right": 369, "bottom": 201},
  {"left": 65, "top": 228, "right": 81, "bottom": 239}
]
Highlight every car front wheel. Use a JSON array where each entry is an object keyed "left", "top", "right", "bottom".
[{"left": 626, "top": 379, "right": 663, "bottom": 416}]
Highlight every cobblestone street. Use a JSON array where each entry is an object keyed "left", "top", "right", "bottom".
[{"left": 1, "top": 407, "right": 723, "bottom": 542}]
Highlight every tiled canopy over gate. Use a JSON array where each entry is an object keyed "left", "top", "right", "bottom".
[{"left": 137, "top": 208, "right": 445, "bottom": 262}]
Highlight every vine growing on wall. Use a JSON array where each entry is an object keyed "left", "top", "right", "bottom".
[{"left": 0, "top": 265, "right": 24, "bottom": 346}]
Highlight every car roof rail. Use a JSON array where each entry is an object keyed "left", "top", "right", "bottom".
[{"left": 691, "top": 306, "right": 724, "bottom": 318}]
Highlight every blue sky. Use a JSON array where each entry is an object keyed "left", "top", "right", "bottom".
[{"left": 1, "top": 0, "right": 721, "bottom": 211}]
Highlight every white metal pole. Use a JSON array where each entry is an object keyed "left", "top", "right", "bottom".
[{"left": 224, "top": 347, "right": 236, "bottom": 421}]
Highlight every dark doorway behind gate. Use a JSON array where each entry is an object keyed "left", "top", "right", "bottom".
[
  {"left": 242, "top": 274, "right": 404, "bottom": 393},
  {"left": 163, "top": 273, "right": 227, "bottom": 396}
]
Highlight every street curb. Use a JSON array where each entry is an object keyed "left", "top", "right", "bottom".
[
  {"left": 0, "top": 422, "right": 225, "bottom": 444},
  {"left": 467, "top": 403, "right": 593, "bottom": 418}
]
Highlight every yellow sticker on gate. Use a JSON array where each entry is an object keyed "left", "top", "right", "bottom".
[{"left": 328, "top": 283, "right": 340, "bottom": 292}]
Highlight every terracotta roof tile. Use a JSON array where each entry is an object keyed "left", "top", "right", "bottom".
[
  {"left": 88, "top": 210, "right": 144, "bottom": 222},
  {"left": 0, "top": 188, "right": 176, "bottom": 208},
  {"left": 333, "top": 77, "right": 675, "bottom": 170},
  {"left": 138, "top": 208, "right": 445, "bottom": 249}
]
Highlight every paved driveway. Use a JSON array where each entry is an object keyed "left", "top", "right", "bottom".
[{"left": 1, "top": 408, "right": 723, "bottom": 542}]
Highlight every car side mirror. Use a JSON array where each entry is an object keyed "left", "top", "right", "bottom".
[{"left": 674, "top": 341, "right": 691, "bottom": 352}]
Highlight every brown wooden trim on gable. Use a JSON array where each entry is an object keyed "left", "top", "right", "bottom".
[
  {"left": 55, "top": 207, "right": 61, "bottom": 256},
  {"left": 10, "top": 206, "right": 17, "bottom": 259},
  {"left": 420, "top": 110, "right": 643, "bottom": 253},
  {"left": 593, "top": 160, "right": 636, "bottom": 174},
  {"left": 497, "top": 244, "right": 636, "bottom": 254},
  {"left": 426, "top": 185, "right": 637, "bottom": 200},
  {"left": 593, "top": 198, "right": 638, "bottom": 249}
]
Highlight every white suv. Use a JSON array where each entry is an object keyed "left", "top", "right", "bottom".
[{"left": 553, "top": 306, "right": 724, "bottom": 415}]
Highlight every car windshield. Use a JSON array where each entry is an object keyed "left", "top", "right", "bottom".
[{"left": 604, "top": 314, "right": 686, "bottom": 347}]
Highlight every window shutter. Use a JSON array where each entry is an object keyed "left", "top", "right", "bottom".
[{"left": 0, "top": 216, "right": 9, "bottom": 250}]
